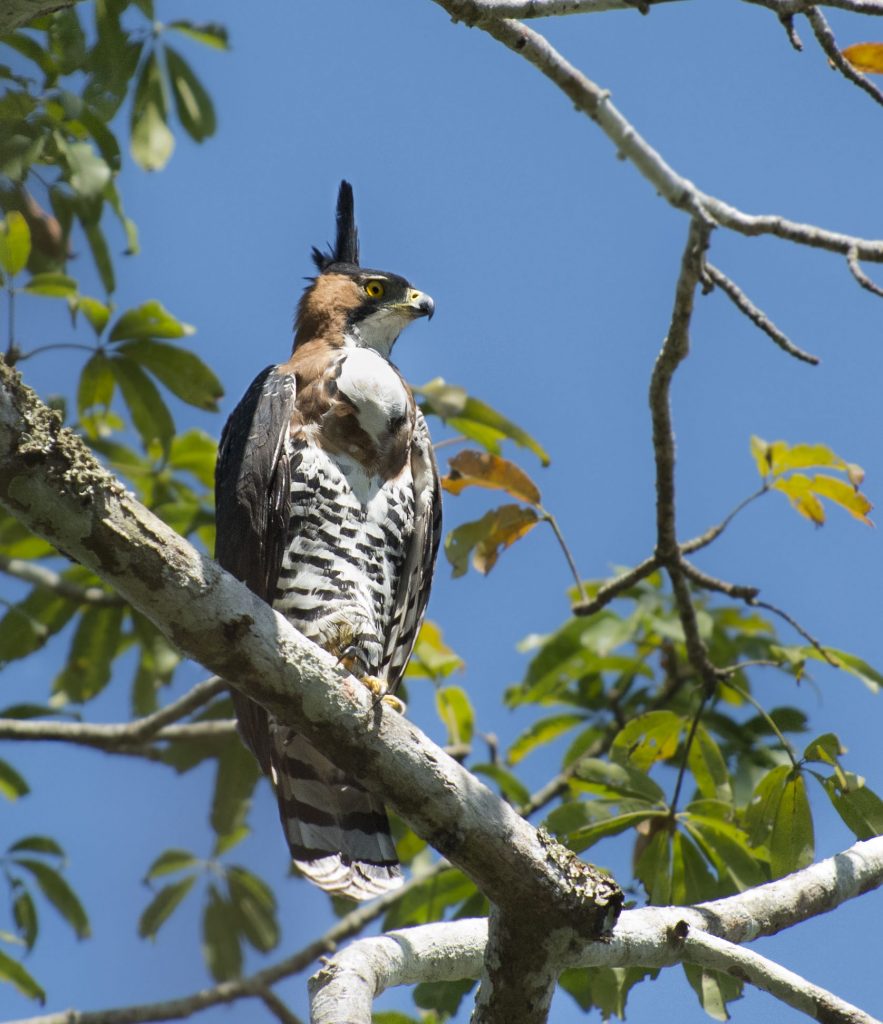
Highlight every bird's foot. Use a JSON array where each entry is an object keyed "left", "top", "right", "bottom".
[{"left": 338, "top": 648, "right": 406, "bottom": 714}]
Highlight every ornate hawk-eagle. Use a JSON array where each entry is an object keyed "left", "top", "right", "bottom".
[{"left": 215, "top": 182, "right": 440, "bottom": 900}]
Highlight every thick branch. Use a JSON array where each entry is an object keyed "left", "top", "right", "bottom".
[
  {"left": 309, "top": 837, "right": 883, "bottom": 1023},
  {"left": 0, "top": 0, "right": 75, "bottom": 33}
]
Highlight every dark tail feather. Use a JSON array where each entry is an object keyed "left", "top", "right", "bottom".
[
  {"left": 269, "top": 725, "right": 402, "bottom": 901},
  {"left": 311, "top": 180, "right": 360, "bottom": 271}
]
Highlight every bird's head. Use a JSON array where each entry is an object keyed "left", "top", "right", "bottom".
[{"left": 293, "top": 182, "right": 434, "bottom": 358}]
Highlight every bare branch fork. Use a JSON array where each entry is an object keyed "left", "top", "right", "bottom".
[
  {"left": 309, "top": 836, "right": 883, "bottom": 1024},
  {"left": 0, "top": 361, "right": 622, "bottom": 1024}
]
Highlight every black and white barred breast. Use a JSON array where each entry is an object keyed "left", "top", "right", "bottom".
[{"left": 273, "top": 437, "right": 416, "bottom": 676}]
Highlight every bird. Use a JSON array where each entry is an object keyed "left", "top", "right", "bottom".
[{"left": 214, "top": 181, "right": 441, "bottom": 900}]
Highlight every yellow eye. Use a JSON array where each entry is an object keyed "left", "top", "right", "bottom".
[{"left": 365, "top": 280, "right": 385, "bottom": 299}]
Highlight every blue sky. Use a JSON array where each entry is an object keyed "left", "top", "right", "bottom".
[{"left": 4, "top": 1, "right": 883, "bottom": 1021}]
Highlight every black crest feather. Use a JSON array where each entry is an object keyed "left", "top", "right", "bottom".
[{"left": 311, "top": 180, "right": 360, "bottom": 272}]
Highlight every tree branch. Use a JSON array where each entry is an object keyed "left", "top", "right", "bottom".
[
  {"left": 433, "top": 2, "right": 883, "bottom": 266},
  {"left": 0, "top": 553, "right": 124, "bottom": 606},
  {"left": 0, "top": 361, "right": 622, "bottom": 1021},
  {"left": 804, "top": 5, "right": 883, "bottom": 110},
  {"left": 309, "top": 837, "right": 883, "bottom": 1023},
  {"left": 0, "top": 677, "right": 227, "bottom": 751},
  {"left": 681, "top": 928, "right": 879, "bottom": 1024}
]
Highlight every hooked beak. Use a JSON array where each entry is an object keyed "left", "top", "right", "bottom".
[{"left": 406, "top": 288, "right": 435, "bottom": 320}]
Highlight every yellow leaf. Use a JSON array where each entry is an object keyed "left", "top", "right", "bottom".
[
  {"left": 842, "top": 42, "right": 883, "bottom": 73},
  {"left": 772, "top": 475, "right": 826, "bottom": 525},
  {"left": 810, "top": 475, "right": 874, "bottom": 526},
  {"left": 442, "top": 450, "right": 541, "bottom": 505},
  {"left": 445, "top": 505, "right": 540, "bottom": 577},
  {"left": 750, "top": 435, "right": 771, "bottom": 479}
]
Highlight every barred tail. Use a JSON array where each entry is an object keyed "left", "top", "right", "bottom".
[{"left": 269, "top": 726, "right": 402, "bottom": 901}]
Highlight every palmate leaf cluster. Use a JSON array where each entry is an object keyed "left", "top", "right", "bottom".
[{"left": 1, "top": 5, "right": 883, "bottom": 1023}]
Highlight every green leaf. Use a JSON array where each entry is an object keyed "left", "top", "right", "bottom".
[
  {"left": 0, "top": 760, "right": 29, "bottom": 801},
  {"left": 0, "top": 587, "right": 78, "bottom": 664},
  {"left": 383, "top": 869, "right": 475, "bottom": 930},
  {"left": 130, "top": 52, "right": 174, "bottom": 171},
  {"left": 23, "top": 272, "right": 77, "bottom": 297},
  {"left": 687, "top": 725, "right": 733, "bottom": 803},
  {"left": 77, "top": 205, "right": 115, "bottom": 294},
  {"left": 14, "top": 859, "right": 89, "bottom": 939},
  {"left": 572, "top": 757, "right": 666, "bottom": 804},
  {"left": 0, "top": 211, "right": 31, "bottom": 275},
  {"left": 683, "top": 962, "right": 744, "bottom": 1021},
  {"left": 803, "top": 732, "right": 843, "bottom": 766},
  {"left": 405, "top": 619, "right": 464, "bottom": 680},
  {"left": 53, "top": 604, "right": 125, "bottom": 702},
  {"left": 12, "top": 889, "right": 38, "bottom": 950},
  {"left": 508, "top": 713, "right": 584, "bottom": 766},
  {"left": 610, "top": 711, "right": 683, "bottom": 772},
  {"left": 109, "top": 300, "right": 195, "bottom": 343},
  {"left": 109, "top": 355, "right": 175, "bottom": 456},
  {"left": 633, "top": 825, "right": 672, "bottom": 904},
  {"left": 568, "top": 810, "right": 668, "bottom": 854},
  {"left": 117, "top": 338, "right": 221, "bottom": 411},
  {"left": 0, "top": 946, "right": 45, "bottom": 1003},
  {"left": 744, "top": 763, "right": 790, "bottom": 848},
  {"left": 417, "top": 378, "right": 550, "bottom": 465},
  {"left": 164, "top": 46, "right": 216, "bottom": 142},
  {"left": 145, "top": 848, "right": 200, "bottom": 881},
  {"left": 769, "top": 773, "right": 813, "bottom": 878},
  {"left": 202, "top": 885, "right": 242, "bottom": 981},
  {"left": 78, "top": 350, "right": 115, "bottom": 415},
  {"left": 671, "top": 830, "right": 718, "bottom": 904},
  {"left": 8, "top": 836, "right": 64, "bottom": 857},
  {"left": 470, "top": 764, "right": 531, "bottom": 807},
  {"left": 682, "top": 814, "right": 767, "bottom": 892},
  {"left": 414, "top": 978, "right": 475, "bottom": 1017},
  {"left": 168, "top": 20, "right": 230, "bottom": 49},
  {"left": 226, "top": 866, "right": 278, "bottom": 953},
  {"left": 210, "top": 738, "right": 260, "bottom": 845},
  {"left": 59, "top": 139, "right": 111, "bottom": 198},
  {"left": 435, "top": 685, "right": 474, "bottom": 746},
  {"left": 48, "top": 8, "right": 87, "bottom": 73},
  {"left": 168, "top": 429, "right": 218, "bottom": 487},
  {"left": 823, "top": 772, "right": 883, "bottom": 840},
  {"left": 445, "top": 504, "right": 539, "bottom": 577},
  {"left": 138, "top": 875, "right": 196, "bottom": 939},
  {"left": 77, "top": 296, "right": 112, "bottom": 336}
]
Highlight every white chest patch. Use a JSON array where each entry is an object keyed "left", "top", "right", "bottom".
[{"left": 336, "top": 347, "right": 409, "bottom": 441}]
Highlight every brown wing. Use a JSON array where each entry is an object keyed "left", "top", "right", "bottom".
[
  {"left": 214, "top": 365, "right": 295, "bottom": 773},
  {"left": 382, "top": 408, "right": 442, "bottom": 689}
]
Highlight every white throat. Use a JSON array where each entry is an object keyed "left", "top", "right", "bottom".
[{"left": 346, "top": 309, "right": 410, "bottom": 358}]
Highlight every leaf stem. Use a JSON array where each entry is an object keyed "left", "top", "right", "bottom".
[
  {"left": 669, "top": 691, "right": 708, "bottom": 816},
  {"left": 539, "top": 507, "right": 588, "bottom": 604},
  {"left": 720, "top": 676, "right": 799, "bottom": 769},
  {"left": 16, "top": 342, "right": 97, "bottom": 362}
]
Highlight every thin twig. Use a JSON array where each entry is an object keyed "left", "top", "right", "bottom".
[
  {"left": 719, "top": 675, "right": 800, "bottom": 766},
  {"left": 258, "top": 988, "right": 306, "bottom": 1024},
  {"left": 540, "top": 508, "right": 589, "bottom": 604},
  {"left": 847, "top": 245, "right": 883, "bottom": 298},
  {"left": 680, "top": 560, "right": 759, "bottom": 602},
  {"left": 705, "top": 263, "right": 819, "bottom": 365},
  {"left": 805, "top": 5, "right": 883, "bottom": 110},
  {"left": 434, "top": 1, "right": 883, "bottom": 264},
  {"left": 432, "top": 434, "right": 468, "bottom": 451},
  {"left": 0, "top": 554, "right": 124, "bottom": 606},
  {"left": 15, "top": 342, "right": 97, "bottom": 362},
  {"left": 752, "top": 598, "right": 839, "bottom": 666},
  {"left": 573, "top": 555, "right": 658, "bottom": 616},
  {"left": 778, "top": 12, "right": 803, "bottom": 50},
  {"left": 669, "top": 692, "right": 708, "bottom": 815},
  {"left": 452, "top": 0, "right": 682, "bottom": 16},
  {"left": 680, "top": 486, "right": 769, "bottom": 556}
]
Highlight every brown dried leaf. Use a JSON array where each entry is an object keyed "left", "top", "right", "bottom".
[
  {"left": 445, "top": 505, "right": 540, "bottom": 577},
  {"left": 442, "top": 450, "right": 541, "bottom": 506}
]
